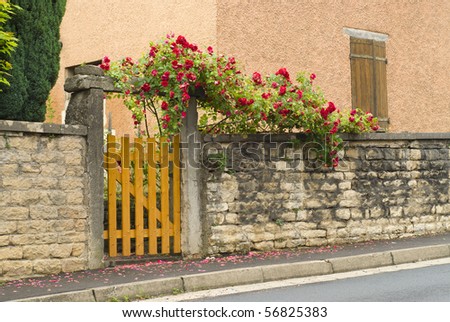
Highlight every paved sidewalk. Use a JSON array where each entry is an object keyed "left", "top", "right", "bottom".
[{"left": 1, "top": 233, "right": 450, "bottom": 302}]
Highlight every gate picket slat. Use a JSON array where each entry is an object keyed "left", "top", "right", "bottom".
[
  {"left": 173, "top": 135, "right": 181, "bottom": 253},
  {"left": 121, "top": 136, "right": 131, "bottom": 256},
  {"left": 134, "top": 137, "right": 144, "bottom": 255},
  {"left": 147, "top": 138, "right": 158, "bottom": 255},
  {"left": 160, "top": 137, "right": 170, "bottom": 254},
  {"left": 107, "top": 134, "right": 118, "bottom": 257}
]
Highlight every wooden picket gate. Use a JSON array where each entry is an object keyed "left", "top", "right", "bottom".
[{"left": 103, "top": 134, "right": 181, "bottom": 257}]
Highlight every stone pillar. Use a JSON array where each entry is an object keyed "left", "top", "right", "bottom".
[
  {"left": 180, "top": 97, "right": 205, "bottom": 258},
  {"left": 64, "top": 65, "right": 115, "bottom": 269}
]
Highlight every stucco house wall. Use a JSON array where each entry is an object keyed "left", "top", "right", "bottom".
[{"left": 49, "top": 0, "right": 450, "bottom": 135}]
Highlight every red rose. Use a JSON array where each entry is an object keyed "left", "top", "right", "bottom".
[
  {"left": 186, "top": 73, "right": 197, "bottom": 82},
  {"left": 297, "top": 90, "right": 303, "bottom": 99},
  {"left": 161, "top": 71, "right": 170, "bottom": 81},
  {"left": 279, "top": 85, "right": 287, "bottom": 95},
  {"left": 176, "top": 72, "right": 184, "bottom": 82},
  {"left": 275, "top": 67, "right": 290, "bottom": 81},
  {"left": 161, "top": 80, "right": 169, "bottom": 87},
  {"left": 141, "top": 83, "right": 151, "bottom": 92},
  {"left": 181, "top": 111, "right": 187, "bottom": 118},
  {"left": 176, "top": 35, "right": 189, "bottom": 48},
  {"left": 349, "top": 116, "right": 355, "bottom": 122},
  {"left": 273, "top": 101, "right": 283, "bottom": 109},
  {"left": 350, "top": 109, "right": 357, "bottom": 116},
  {"left": 252, "top": 72, "right": 262, "bottom": 85},
  {"left": 262, "top": 92, "right": 271, "bottom": 99},
  {"left": 169, "top": 91, "right": 175, "bottom": 99},
  {"left": 161, "top": 101, "right": 169, "bottom": 110},
  {"left": 149, "top": 46, "right": 157, "bottom": 57},
  {"left": 326, "top": 102, "right": 336, "bottom": 113},
  {"left": 151, "top": 69, "right": 158, "bottom": 77},
  {"left": 238, "top": 97, "right": 248, "bottom": 106},
  {"left": 310, "top": 73, "right": 316, "bottom": 81},
  {"left": 271, "top": 82, "right": 279, "bottom": 88},
  {"left": 207, "top": 46, "right": 214, "bottom": 55},
  {"left": 184, "top": 59, "right": 194, "bottom": 70},
  {"left": 182, "top": 92, "right": 190, "bottom": 102},
  {"left": 172, "top": 60, "right": 182, "bottom": 69},
  {"left": 99, "top": 63, "right": 110, "bottom": 71},
  {"left": 189, "top": 43, "right": 198, "bottom": 51}
]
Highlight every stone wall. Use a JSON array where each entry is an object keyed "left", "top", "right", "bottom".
[
  {"left": 0, "top": 120, "right": 91, "bottom": 280},
  {"left": 203, "top": 133, "right": 450, "bottom": 254}
]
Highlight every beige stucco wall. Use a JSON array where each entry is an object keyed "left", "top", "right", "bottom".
[
  {"left": 216, "top": 0, "right": 450, "bottom": 133},
  {"left": 50, "top": 0, "right": 450, "bottom": 134},
  {"left": 50, "top": 0, "right": 217, "bottom": 136}
]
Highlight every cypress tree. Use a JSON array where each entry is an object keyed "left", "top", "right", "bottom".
[{"left": 0, "top": 0, "right": 66, "bottom": 122}]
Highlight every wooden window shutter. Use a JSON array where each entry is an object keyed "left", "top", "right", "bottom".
[{"left": 350, "top": 37, "right": 388, "bottom": 129}]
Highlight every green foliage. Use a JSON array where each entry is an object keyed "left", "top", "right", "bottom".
[
  {"left": 0, "top": 1, "right": 20, "bottom": 88},
  {"left": 0, "top": 0, "right": 66, "bottom": 122},
  {"left": 104, "top": 34, "right": 379, "bottom": 167}
]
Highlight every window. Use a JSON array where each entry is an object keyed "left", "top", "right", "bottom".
[{"left": 346, "top": 29, "right": 389, "bottom": 129}]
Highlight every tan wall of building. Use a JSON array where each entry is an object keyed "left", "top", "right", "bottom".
[
  {"left": 216, "top": 0, "right": 450, "bottom": 133},
  {"left": 50, "top": 0, "right": 450, "bottom": 134},
  {"left": 50, "top": 0, "right": 217, "bottom": 136}
]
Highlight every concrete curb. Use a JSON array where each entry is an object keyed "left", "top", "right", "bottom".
[{"left": 16, "top": 244, "right": 450, "bottom": 302}]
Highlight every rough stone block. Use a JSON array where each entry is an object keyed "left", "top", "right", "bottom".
[
  {"left": 58, "top": 206, "right": 88, "bottom": 219},
  {"left": 0, "top": 246, "right": 23, "bottom": 260},
  {"left": 8, "top": 136, "right": 39, "bottom": 151},
  {"left": 0, "top": 207, "right": 29, "bottom": 220},
  {"left": 0, "top": 164, "right": 19, "bottom": 175},
  {"left": 50, "top": 244, "right": 73, "bottom": 258},
  {"left": 0, "top": 221, "right": 17, "bottom": 235},
  {"left": 33, "top": 259, "right": 62, "bottom": 275},
  {"left": 16, "top": 220, "right": 48, "bottom": 234},
  {"left": 71, "top": 243, "right": 86, "bottom": 257},
  {"left": 30, "top": 205, "right": 58, "bottom": 219},
  {"left": 40, "top": 163, "right": 67, "bottom": 177},
  {"left": 3, "top": 260, "right": 33, "bottom": 276},
  {"left": 301, "top": 229, "right": 327, "bottom": 238},
  {"left": 336, "top": 208, "right": 351, "bottom": 220},
  {"left": 59, "top": 178, "right": 85, "bottom": 190},
  {"left": 62, "top": 258, "right": 87, "bottom": 273},
  {"left": 32, "top": 177, "right": 59, "bottom": 189},
  {"left": 66, "top": 191, "right": 84, "bottom": 205},
  {"left": 23, "top": 245, "right": 50, "bottom": 259},
  {"left": 9, "top": 190, "right": 41, "bottom": 205},
  {"left": 253, "top": 241, "right": 274, "bottom": 251},
  {"left": 58, "top": 232, "right": 87, "bottom": 243},
  {"left": 2, "top": 177, "right": 34, "bottom": 190},
  {"left": 11, "top": 233, "right": 58, "bottom": 246}
]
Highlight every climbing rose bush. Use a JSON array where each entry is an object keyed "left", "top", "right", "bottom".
[{"left": 101, "top": 34, "right": 379, "bottom": 167}]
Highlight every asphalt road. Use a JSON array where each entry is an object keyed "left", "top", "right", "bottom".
[{"left": 200, "top": 263, "right": 450, "bottom": 302}]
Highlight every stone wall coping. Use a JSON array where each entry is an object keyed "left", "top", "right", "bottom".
[
  {"left": 0, "top": 120, "right": 87, "bottom": 136},
  {"left": 203, "top": 132, "right": 450, "bottom": 143}
]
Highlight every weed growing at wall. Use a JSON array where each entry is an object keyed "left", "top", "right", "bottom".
[{"left": 102, "top": 34, "right": 379, "bottom": 167}]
